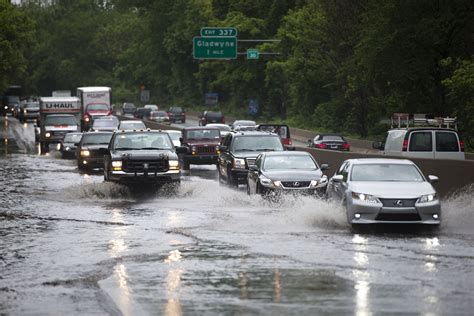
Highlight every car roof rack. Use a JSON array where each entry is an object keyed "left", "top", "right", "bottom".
[{"left": 391, "top": 113, "right": 457, "bottom": 130}]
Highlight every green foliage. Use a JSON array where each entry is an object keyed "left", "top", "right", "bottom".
[
  {"left": 16, "top": 0, "right": 474, "bottom": 144},
  {"left": 0, "top": 2, "right": 34, "bottom": 93}
]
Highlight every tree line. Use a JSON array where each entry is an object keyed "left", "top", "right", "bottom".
[{"left": 1, "top": 0, "right": 473, "bottom": 146}]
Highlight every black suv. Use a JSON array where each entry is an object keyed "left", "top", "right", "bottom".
[
  {"left": 103, "top": 130, "right": 186, "bottom": 185},
  {"left": 168, "top": 106, "right": 186, "bottom": 123},
  {"left": 217, "top": 131, "right": 285, "bottom": 186},
  {"left": 199, "top": 111, "right": 225, "bottom": 126}
]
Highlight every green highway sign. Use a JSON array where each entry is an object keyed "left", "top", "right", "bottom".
[
  {"left": 200, "top": 27, "right": 238, "bottom": 37},
  {"left": 193, "top": 37, "right": 237, "bottom": 59},
  {"left": 247, "top": 49, "right": 259, "bottom": 60}
]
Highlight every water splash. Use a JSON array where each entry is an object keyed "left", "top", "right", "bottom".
[
  {"left": 64, "top": 182, "right": 131, "bottom": 200},
  {"left": 441, "top": 184, "right": 474, "bottom": 234}
]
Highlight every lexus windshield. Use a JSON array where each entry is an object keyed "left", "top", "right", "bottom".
[{"left": 351, "top": 164, "right": 424, "bottom": 182}]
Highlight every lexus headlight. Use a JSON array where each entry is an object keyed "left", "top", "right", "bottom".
[
  {"left": 233, "top": 158, "right": 246, "bottom": 169},
  {"left": 352, "top": 192, "right": 380, "bottom": 204},
  {"left": 45, "top": 132, "right": 51, "bottom": 138},
  {"left": 260, "top": 176, "right": 281, "bottom": 188},
  {"left": 169, "top": 160, "right": 179, "bottom": 170},
  {"left": 418, "top": 193, "right": 437, "bottom": 203},
  {"left": 80, "top": 150, "right": 90, "bottom": 157}
]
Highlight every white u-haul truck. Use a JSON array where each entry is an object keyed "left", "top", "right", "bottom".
[
  {"left": 38, "top": 97, "right": 81, "bottom": 152},
  {"left": 76, "top": 87, "right": 112, "bottom": 131}
]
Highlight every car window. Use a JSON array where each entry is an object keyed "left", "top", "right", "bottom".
[
  {"left": 409, "top": 131, "right": 432, "bottom": 152},
  {"left": 322, "top": 135, "right": 344, "bottom": 141},
  {"left": 255, "top": 155, "right": 263, "bottom": 169},
  {"left": 232, "top": 136, "right": 283, "bottom": 152},
  {"left": 114, "top": 133, "right": 173, "bottom": 150},
  {"left": 186, "top": 129, "right": 220, "bottom": 139},
  {"left": 222, "top": 134, "right": 232, "bottom": 147},
  {"left": 436, "top": 132, "right": 459, "bottom": 152},
  {"left": 350, "top": 163, "right": 424, "bottom": 182},
  {"left": 341, "top": 162, "right": 350, "bottom": 182},
  {"left": 82, "top": 133, "right": 112, "bottom": 145},
  {"left": 263, "top": 155, "right": 317, "bottom": 170}
]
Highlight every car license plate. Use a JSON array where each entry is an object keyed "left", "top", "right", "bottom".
[{"left": 331, "top": 145, "right": 338, "bottom": 149}]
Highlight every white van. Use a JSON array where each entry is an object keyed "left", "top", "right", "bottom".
[{"left": 374, "top": 128, "right": 465, "bottom": 160}]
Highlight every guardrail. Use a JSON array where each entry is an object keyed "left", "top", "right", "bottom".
[{"left": 120, "top": 115, "right": 474, "bottom": 196}]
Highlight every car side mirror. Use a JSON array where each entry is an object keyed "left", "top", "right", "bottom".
[
  {"left": 176, "top": 146, "right": 188, "bottom": 154},
  {"left": 372, "top": 141, "right": 384, "bottom": 150},
  {"left": 428, "top": 175, "right": 439, "bottom": 183},
  {"left": 320, "top": 164, "right": 329, "bottom": 171},
  {"left": 248, "top": 165, "right": 258, "bottom": 171},
  {"left": 332, "top": 174, "right": 344, "bottom": 183},
  {"left": 285, "top": 146, "right": 296, "bottom": 151},
  {"left": 179, "top": 137, "right": 183, "bottom": 143},
  {"left": 219, "top": 145, "right": 228, "bottom": 151}
]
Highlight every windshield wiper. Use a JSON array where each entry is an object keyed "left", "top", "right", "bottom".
[
  {"left": 235, "top": 149, "right": 256, "bottom": 152},
  {"left": 255, "top": 148, "right": 277, "bottom": 151},
  {"left": 115, "top": 147, "right": 134, "bottom": 150},
  {"left": 140, "top": 147, "right": 170, "bottom": 150}
]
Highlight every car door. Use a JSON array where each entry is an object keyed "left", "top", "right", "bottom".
[
  {"left": 407, "top": 131, "right": 435, "bottom": 159},
  {"left": 218, "top": 134, "right": 232, "bottom": 178},
  {"left": 434, "top": 131, "right": 464, "bottom": 160},
  {"left": 335, "top": 162, "right": 350, "bottom": 200},
  {"left": 248, "top": 154, "right": 262, "bottom": 193},
  {"left": 328, "top": 161, "right": 348, "bottom": 199}
]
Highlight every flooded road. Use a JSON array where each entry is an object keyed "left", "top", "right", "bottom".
[{"left": 1, "top": 117, "right": 473, "bottom": 315}]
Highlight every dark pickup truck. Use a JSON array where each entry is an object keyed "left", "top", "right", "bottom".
[
  {"left": 103, "top": 130, "right": 186, "bottom": 185},
  {"left": 179, "top": 127, "right": 221, "bottom": 170}
]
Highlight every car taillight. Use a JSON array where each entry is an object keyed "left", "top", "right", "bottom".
[
  {"left": 83, "top": 114, "right": 90, "bottom": 122},
  {"left": 343, "top": 143, "right": 350, "bottom": 150},
  {"left": 402, "top": 139, "right": 408, "bottom": 151},
  {"left": 460, "top": 140, "right": 465, "bottom": 152},
  {"left": 316, "top": 143, "right": 327, "bottom": 149},
  {"left": 221, "top": 116, "right": 225, "bottom": 123}
]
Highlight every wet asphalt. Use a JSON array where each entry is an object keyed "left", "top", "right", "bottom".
[{"left": 1, "top": 116, "right": 473, "bottom": 315}]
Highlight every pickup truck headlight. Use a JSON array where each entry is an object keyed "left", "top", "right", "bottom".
[
  {"left": 418, "top": 193, "right": 437, "bottom": 203},
  {"left": 45, "top": 132, "right": 51, "bottom": 138},
  {"left": 233, "top": 158, "right": 246, "bottom": 169},
  {"left": 111, "top": 160, "right": 122, "bottom": 171},
  {"left": 169, "top": 160, "right": 179, "bottom": 170},
  {"left": 80, "top": 150, "right": 90, "bottom": 157},
  {"left": 352, "top": 192, "right": 380, "bottom": 204}
]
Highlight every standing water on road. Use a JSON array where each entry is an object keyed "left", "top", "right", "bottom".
[{"left": 1, "top": 117, "right": 473, "bottom": 315}]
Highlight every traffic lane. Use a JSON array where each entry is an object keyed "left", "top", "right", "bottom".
[{"left": 2, "top": 117, "right": 474, "bottom": 314}]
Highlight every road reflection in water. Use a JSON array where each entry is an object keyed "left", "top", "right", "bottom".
[
  {"left": 108, "top": 208, "right": 134, "bottom": 315},
  {"left": 352, "top": 234, "right": 371, "bottom": 316},
  {"left": 164, "top": 249, "right": 183, "bottom": 316},
  {"left": 422, "top": 237, "right": 440, "bottom": 314}
]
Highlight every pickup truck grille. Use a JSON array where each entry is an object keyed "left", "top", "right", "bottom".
[
  {"left": 246, "top": 158, "right": 256, "bottom": 166},
  {"left": 196, "top": 145, "right": 216, "bottom": 154},
  {"left": 123, "top": 159, "right": 168, "bottom": 173}
]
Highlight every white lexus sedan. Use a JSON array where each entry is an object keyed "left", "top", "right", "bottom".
[{"left": 327, "top": 158, "right": 441, "bottom": 226}]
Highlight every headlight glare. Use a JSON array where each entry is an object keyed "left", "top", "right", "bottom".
[
  {"left": 111, "top": 161, "right": 122, "bottom": 167},
  {"left": 233, "top": 158, "right": 246, "bottom": 169},
  {"left": 352, "top": 192, "right": 379, "bottom": 204},
  {"left": 45, "top": 132, "right": 51, "bottom": 138},
  {"left": 418, "top": 193, "right": 437, "bottom": 203},
  {"left": 80, "top": 150, "right": 90, "bottom": 157},
  {"left": 169, "top": 160, "right": 179, "bottom": 169}
]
